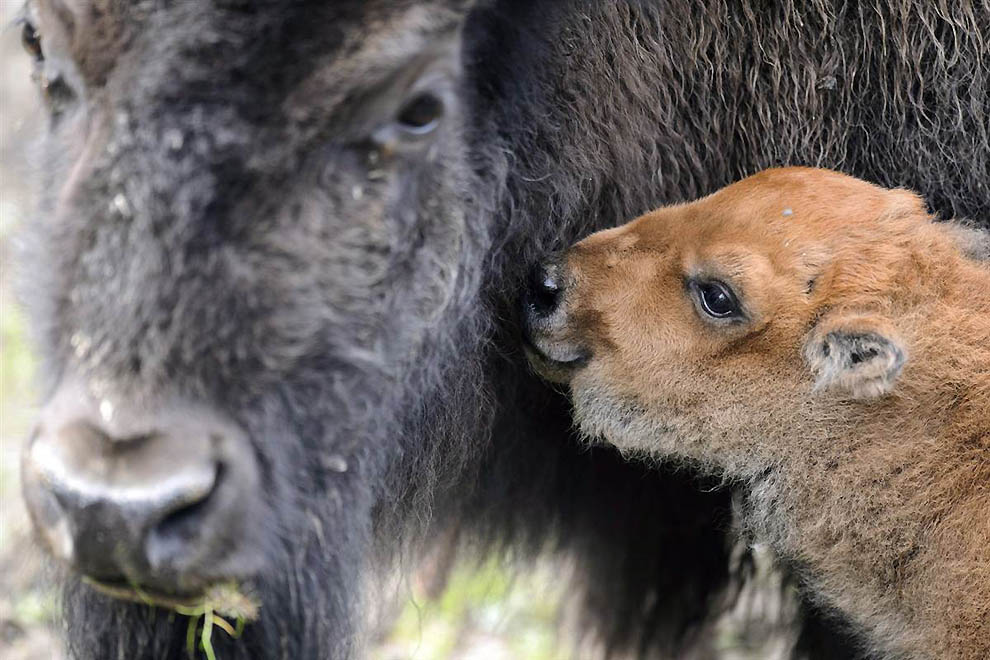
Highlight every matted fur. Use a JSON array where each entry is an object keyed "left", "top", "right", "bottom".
[
  {"left": 13, "top": 0, "right": 990, "bottom": 658},
  {"left": 528, "top": 167, "right": 990, "bottom": 659}
]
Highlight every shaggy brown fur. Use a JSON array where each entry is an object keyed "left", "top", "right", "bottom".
[{"left": 525, "top": 167, "right": 990, "bottom": 659}]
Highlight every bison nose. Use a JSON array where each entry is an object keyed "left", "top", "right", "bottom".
[
  {"left": 21, "top": 384, "right": 260, "bottom": 592},
  {"left": 526, "top": 258, "right": 565, "bottom": 318}
]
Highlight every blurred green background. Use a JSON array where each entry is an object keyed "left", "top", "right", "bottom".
[{"left": 2, "top": 2, "right": 58, "bottom": 656}]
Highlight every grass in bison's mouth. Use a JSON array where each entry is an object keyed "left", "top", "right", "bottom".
[{"left": 82, "top": 577, "right": 260, "bottom": 660}]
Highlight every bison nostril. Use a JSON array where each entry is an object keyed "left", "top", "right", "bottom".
[
  {"left": 527, "top": 261, "right": 564, "bottom": 317},
  {"left": 145, "top": 462, "right": 224, "bottom": 570},
  {"left": 21, "top": 384, "right": 262, "bottom": 591}
]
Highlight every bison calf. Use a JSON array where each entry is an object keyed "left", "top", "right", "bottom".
[{"left": 523, "top": 167, "right": 990, "bottom": 659}]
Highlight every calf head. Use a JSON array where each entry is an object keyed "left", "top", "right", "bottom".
[
  {"left": 15, "top": 0, "right": 482, "bottom": 643},
  {"left": 523, "top": 167, "right": 972, "bottom": 471}
]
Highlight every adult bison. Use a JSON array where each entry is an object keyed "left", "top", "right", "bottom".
[{"left": 15, "top": 0, "right": 988, "bottom": 658}]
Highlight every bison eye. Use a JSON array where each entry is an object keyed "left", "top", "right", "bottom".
[
  {"left": 696, "top": 280, "right": 742, "bottom": 319},
  {"left": 21, "top": 20, "right": 44, "bottom": 62},
  {"left": 396, "top": 92, "right": 443, "bottom": 135}
]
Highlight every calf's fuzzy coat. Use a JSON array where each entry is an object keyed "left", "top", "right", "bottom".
[{"left": 527, "top": 168, "right": 989, "bottom": 659}]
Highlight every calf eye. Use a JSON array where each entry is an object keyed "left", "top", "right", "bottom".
[
  {"left": 396, "top": 93, "right": 443, "bottom": 134},
  {"left": 21, "top": 21, "right": 44, "bottom": 61},
  {"left": 696, "top": 280, "right": 741, "bottom": 318}
]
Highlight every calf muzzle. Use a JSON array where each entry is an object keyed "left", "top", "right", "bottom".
[{"left": 521, "top": 256, "right": 590, "bottom": 381}]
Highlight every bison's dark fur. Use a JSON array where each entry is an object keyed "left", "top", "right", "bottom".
[{"left": 16, "top": 0, "right": 989, "bottom": 658}]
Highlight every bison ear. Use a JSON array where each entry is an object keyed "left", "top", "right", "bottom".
[{"left": 803, "top": 313, "right": 907, "bottom": 399}]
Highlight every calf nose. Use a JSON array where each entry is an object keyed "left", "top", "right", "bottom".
[
  {"left": 21, "top": 384, "right": 259, "bottom": 592},
  {"left": 526, "top": 258, "right": 565, "bottom": 318}
]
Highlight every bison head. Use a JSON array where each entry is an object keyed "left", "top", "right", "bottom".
[{"left": 16, "top": 0, "right": 485, "bottom": 657}]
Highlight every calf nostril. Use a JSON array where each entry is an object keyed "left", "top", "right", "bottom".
[{"left": 528, "top": 261, "right": 564, "bottom": 316}]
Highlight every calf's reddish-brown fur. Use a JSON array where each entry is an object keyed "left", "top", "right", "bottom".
[{"left": 526, "top": 167, "right": 990, "bottom": 659}]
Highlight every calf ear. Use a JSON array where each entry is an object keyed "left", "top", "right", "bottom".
[
  {"left": 944, "top": 221, "right": 990, "bottom": 262},
  {"left": 803, "top": 314, "right": 907, "bottom": 399}
]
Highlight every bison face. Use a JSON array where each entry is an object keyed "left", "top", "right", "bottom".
[{"left": 16, "top": 0, "right": 482, "bottom": 644}]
